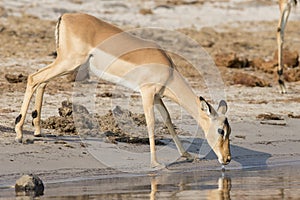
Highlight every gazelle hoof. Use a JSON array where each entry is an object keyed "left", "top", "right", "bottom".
[
  {"left": 34, "top": 132, "right": 42, "bottom": 137},
  {"left": 34, "top": 129, "right": 42, "bottom": 137},
  {"left": 150, "top": 161, "right": 165, "bottom": 169},
  {"left": 34, "top": 134, "right": 42, "bottom": 138},
  {"left": 15, "top": 137, "right": 22, "bottom": 143},
  {"left": 280, "top": 91, "right": 287, "bottom": 94},
  {"left": 182, "top": 152, "right": 194, "bottom": 161}
]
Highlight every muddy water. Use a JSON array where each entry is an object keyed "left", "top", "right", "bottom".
[{"left": 1, "top": 164, "right": 299, "bottom": 199}]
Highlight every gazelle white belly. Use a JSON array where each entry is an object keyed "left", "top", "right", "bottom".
[
  {"left": 89, "top": 48, "right": 172, "bottom": 92},
  {"left": 89, "top": 48, "right": 140, "bottom": 91}
]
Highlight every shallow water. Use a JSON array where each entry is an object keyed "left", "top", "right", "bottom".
[{"left": 1, "top": 164, "right": 299, "bottom": 199}]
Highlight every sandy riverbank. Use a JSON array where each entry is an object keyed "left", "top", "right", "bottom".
[{"left": 0, "top": 0, "right": 300, "bottom": 194}]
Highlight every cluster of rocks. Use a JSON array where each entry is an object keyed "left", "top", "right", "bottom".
[
  {"left": 41, "top": 100, "right": 169, "bottom": 145},
  {"left": 4, "top": 73, "right": 27, "bottom": 83},
  {"left": 214, "top": 49, "right": 300, "bottom": 87}
]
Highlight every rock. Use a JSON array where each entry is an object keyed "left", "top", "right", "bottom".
[
  {"left": 41, "top": 115, "right": 76, "bottom": 133},
  {"left": 257, "top": 113, "right": 284, "bottom": 120},
  {"left": 15, "top": 174, "right": 44, "bottom": 196},
  {"left": 214, "top": 53, "right": 249, "bottom": 68},
  {"left": 58, "top": 100, "right": 73, "bottom": 117},
  {"left": 58, "top": 100, "right": 89, "bottom": 117},
  {"left": 252, "top": 55, "right": 300, "bottom": 82},
  {"left": 251, "top": 58, "right": 276, "bottom": 74},
  {"left": 4, "top": 73, "right": 28, "bottom": 83},
  {"left": 283, "top": 67, "right": 300, "bottom": 82},
  {"left": 273, "top": 49, "right": 299, "bottom": 68},
  {"left": 260, "top": 120, "right": 287, "bottom": 126},
  {"left": 288, "top": 113, "right": 300, "bottom": 118},
  {"left": 42, "top": 101, "right": 176, "bottom": 143},
  {"left": 201, "top": 40, "right": 214, "bottom": 48},
  {"left": 139, "top": 8, "right": 153, "bottom": 15},
  {"left": 163, "top": 0, "right": 205, "bottom": 6},
  {"left": 42, "top": 100, "right": 91, "bottom": 134},
  {"left": 252, "top": 49, "right": 299, "bottom": 74},
  {"left": 232, "top": 72, "right": 270, "bottom": 87}
]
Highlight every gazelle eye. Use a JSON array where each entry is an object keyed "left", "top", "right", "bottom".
[{"left": 218, "top": 128, "right": 225, "bottom": 136}]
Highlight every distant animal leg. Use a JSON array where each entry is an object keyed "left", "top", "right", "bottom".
[{"left": 277, "top": 3, "right": 291, "bottom": 94}]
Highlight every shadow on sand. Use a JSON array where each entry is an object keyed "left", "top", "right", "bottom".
[
  {"left": 170, "top": 138, "right": 272, "bottom": 169},
  {"left": 0, "top": 124, "right": 271, "bottom": 169}
]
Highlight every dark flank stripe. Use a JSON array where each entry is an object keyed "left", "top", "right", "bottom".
[
  {"left": 55, "top": 16, "right": 62, "bottom": 49},
  {"left": 15, "top": 114, "right": 22, "bottom": 125},
  {"left": 32, "top": 110, "right": 38, "bottom": 119}
]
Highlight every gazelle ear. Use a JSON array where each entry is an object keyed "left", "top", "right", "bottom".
[
  {"left": 217, "top": 100, "right": 228, "bottom": 115},
  {"left": 200, "top": 96, "right": 216, "bottom": 117}
]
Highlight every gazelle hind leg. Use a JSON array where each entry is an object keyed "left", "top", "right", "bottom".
[
  {"left": 15, "top": 76, "right": 37, "bottom": 142},
  {"left": 32, "top": 83, "right": 47, "bottom": 137},
  {"left": 15, "top": 57, "right": 84, "bottom": 142},
  {"left": 154, "top": 96, "right": 193, "bottom": 160}
]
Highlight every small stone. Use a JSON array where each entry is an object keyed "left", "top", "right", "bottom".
[
  {"left": 64, "top": 144, "right": 74, "bottom": 148},
  {"left": 23, "top": 138, "right": 34, "bottom": 144},
  {"left": 15, "top": 174, "right": 44, "bottom": 196},
  {"left": 252, "top": 58, "right": 276, "bottom": 74},
  {"left": 214, "top": 53, "right": 249, "bottom": 68},
  {"left": 139, "top": 8, "right": 153, "bottom": 15},
  {"left": 4, "top": 73, "right": 28, "bottom": 83},
  {"left": 274, "top": 48, "right": 299, "bottom": 68},
  {"left": 232, "top": 72, "right": 270, "bottom": 87}
]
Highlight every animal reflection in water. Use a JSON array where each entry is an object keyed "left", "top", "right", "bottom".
[
  {"left": 150, "top": 175, "right": 231, "bottom": 200},
  {"left": 206, "top": 176, "right": 231, "bottom": 200}
]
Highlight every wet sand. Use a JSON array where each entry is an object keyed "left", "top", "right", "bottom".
[{"left": 0, "top": 0, "right": 300, "bottom": 198}]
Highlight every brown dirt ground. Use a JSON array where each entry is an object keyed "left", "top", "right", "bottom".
[
  {"left": 1, "top": 7, "right": 300, "bottom": 92},
  {"left": 1, "top": 6, "right": 300, "bottom": 139}
]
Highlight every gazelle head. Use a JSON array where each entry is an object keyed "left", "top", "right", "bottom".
[{"left": 199, "top": 97, "right": 231, "bottom": 165}]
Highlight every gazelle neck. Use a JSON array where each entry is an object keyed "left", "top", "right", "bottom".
[{"left": 162, "top": 69, "right": 210, "bottom": 133}]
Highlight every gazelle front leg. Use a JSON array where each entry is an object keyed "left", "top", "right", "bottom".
[
  {"left": 154, "top": 96, "right": 193, "bottom": 160},
  {"left": 32, "top": 83, "right": 47, "bottom": 137},
  {"left": 140, "top": 87, "right": 163, "bottom": 168}
]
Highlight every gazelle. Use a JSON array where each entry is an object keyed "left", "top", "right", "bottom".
[
  {"left": 15, "top": 13, "right": 231, "bottom": 167},
  {"left": 207, "top": 177, "right": 231, "bottom": 200},
  {"left": 277, "top": 0, "right": 297, "bottom": 93}
]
